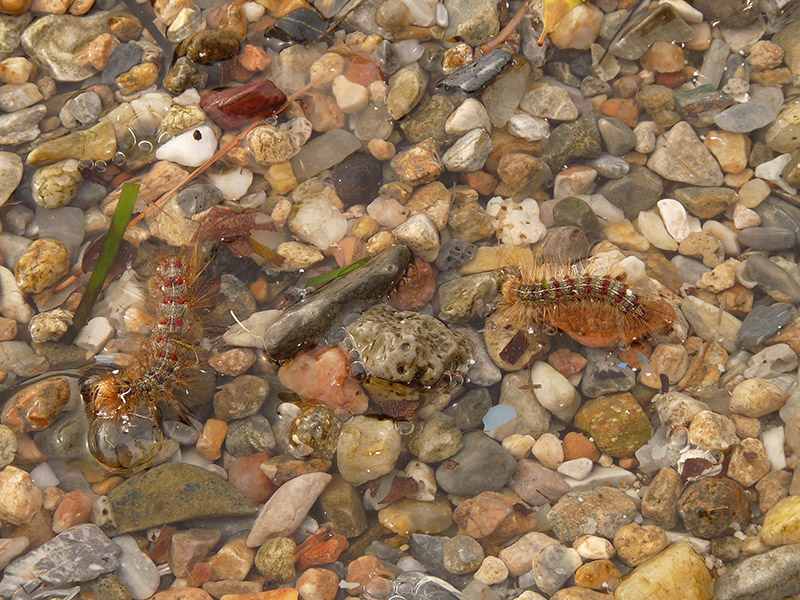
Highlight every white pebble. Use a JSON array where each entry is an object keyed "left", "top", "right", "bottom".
[
  {"left": 155, "top": 125, "right": 218, "bottom": 167},
  {"left": 702, "top": 220, "right": 740, "bottom": 256},
  {"left": 0, "top": 265, "right": 34, "bottom": 323},
  {"left": 636, "top": 210, "right": 678, "bottom": 251},
  {"left": 487, "top": 197, "right": 546, "bottom": 246},
  {"left": 761, "top": 426, "right": 787, "bottom": 471},
  {"left": 113, "top": 535, "right": 160, "bottom": 599},
  {"left": 732, "top": 203, "right": 761, "bottom": 229},
  {"left": 530, "top": 361, "right": 580, "bottom": 421},
  {"left": 207, "top": 167, "right": 254, "bottom": 201},
  {"left": 392, "top": 212, "right": 440, "bottom": 262},
  {"left": 367, "top": 196, "right": 408, "bottom": 228},
  {"left": 754, "top": 154, "right": 797, "bottom": 194},
  {"left": 332, "top": 75, "right": 369, "bottom": 114},
  {"left": 658, "top": 0, "right": 703, "bottom": 22},
  {"left": 74, "top": 317, "right": 114, "bottom": 354},
  {"left": 557, "top": 458, "right": 593, "bottom": 480},
  {"left": 581, "top": 194, "right": 625, "bottom": 224},
  {"left": 29, "top": 463, "right": 59, "bottom": 488},
  {"left": 445, "top": 98, "right": 491, "bottom": 137},
  {"left": 243, "top": 1, "right": 266, "bottom": 20},
  {"left": 507, "top": 113, "right": 549, "bottom": 142},
  {"left": 573, "top": 534, "right": 615, "bottom": 560},
  {"left": 657, "top": 198, "right": 692, "bottom": 242}
]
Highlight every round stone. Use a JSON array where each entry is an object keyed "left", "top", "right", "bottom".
[
  {"left": 333, "top": 153, "right": 383, "bottom": 206},
  {"left": 678, "top": 477, "right": 751, "bottom": 539}
]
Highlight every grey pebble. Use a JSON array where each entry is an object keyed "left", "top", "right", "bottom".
[
  {"left": 102, "top": 43, "right": 144, "bottom": 85},
  {"left": 712, "top": 543, "right": 800, "bottom": 600},
  {"left": 739, "top": 303, "right": 794, "bottom": 350},
  {"left": 580, "top": 349, "right": 636, "bottom": 398},
  {"left": 437, "top": 50, "right": 513, "bottom": 95},
  {"left": 738, "top": 227, "right": 798, "bottom": 251},
  {"left": 68, "top": 91, "right": 102, "bottom": 126},
  {"left": 746, "top": 255, "right": 800, "bottom": 302},
  {"left": 435, "top": 431, "right": 516, "bottom": 496},
  {"left": 598, "top": 115, "right": 637, "bottom": 156}
]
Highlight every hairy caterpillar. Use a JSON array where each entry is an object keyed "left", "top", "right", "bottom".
[
  {"left": 496, "top": 255, "right": 675, "bottom": 348},
  {"left": 81, "top": 251, "right": 206, "bottom": 473}
]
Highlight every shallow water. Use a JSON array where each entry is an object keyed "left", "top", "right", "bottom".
[{"left": 0, "top": 0, "right": 799, "bottom": 598}]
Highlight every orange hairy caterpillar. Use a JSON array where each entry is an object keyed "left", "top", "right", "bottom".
[
  {"left": 82, "top": 249, "right": 208, "bottom": 473},
  {"left": 496, "top": 256, "right": 674, "bottom": 349}
]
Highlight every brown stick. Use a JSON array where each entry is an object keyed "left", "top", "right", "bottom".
[{"left": 480, "top": 0, "right": 531, "bottom": 54}]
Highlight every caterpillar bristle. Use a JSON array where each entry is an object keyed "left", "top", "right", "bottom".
[{"left": 496, "top": 254, "right": 674, "bottom": 349}]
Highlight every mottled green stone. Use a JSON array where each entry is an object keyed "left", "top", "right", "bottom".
[
  {"left": 574, "top": 392, "right": 652, "bottom": 458},
  {"left": 107, "top": 462, "right": 256, "bottom": 534}
]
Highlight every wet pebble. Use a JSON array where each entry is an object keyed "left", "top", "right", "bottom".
[
  {"left": 678, "top": 477, "right": 750, "bottom": 538},
  {"left": 435, "top": 431, "right": 516, "bottom": 497}
]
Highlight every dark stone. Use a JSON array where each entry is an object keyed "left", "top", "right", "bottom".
[
  {"left": 434, "top": 431, "right": 517, "bottom": 496},
  {"left": 400, "top": 94, "right": 455, "bottom": 145},
  {"left": 445, "top": 387, "right": 492, "bottom": 431},
  {"left": 102, "top": 43, "right": 144, "bottom": 84},
  {"left": 184, "top": 29, "right": 240, "bottom": 64},
  {"left": 739, "top": 303, "right": 794, "bottom": 350},
  {"left": 437, "top": 49, "right": 513, "bottom": 95},
  {"left": 164, "top": 57, "right": 208, "bottom": 95},
  {"left": 678, "top": 477, "right": 751, "bottom": 539},
  {"left": 580, "top": 350, "right": 636, "bottom": 398},
  {"left": 597, "top": 165, "right": 663, "bottom": 220},
  {"left": 755, "top": 197, "right": 800, "bottom": 243},
  {"left": 200, "top": 78, "right": 287, "bottom": 129},
  {"left": 332, "top": 153, "right": 383, "bottom": 206},
  {"left": 434, "top": 238, "right": 477, "bottom": 272},
  {"left": 692, "top": 0, "right": 760, "bottom": 27},
  {"left": 541, "top": 226, "right": 590, "bottom": 262},
  {"left": 107, "top": 462, "right": 256, "bottom": 535},
  {"left": 176, "top": 182, "right": 224, "bottom": 216},
  {"left": 269, "top": 8, "right": 329, "bottom": 43},
  {"left": 314, "top": 474, "right": 368, "bottom": 538},
  {"left": 264, "top": 244, "right": 412, "bottom": 360},
  {"left": 552, "top": 196, "right": 601, "bottom": 231},
  {"left": 546, "top": 61, "right": 580, "bottom": 87},
  {"left": 746, "top": 255, "right": 800, "bottom": 302},
  {"left": 543, "top": 112, "right": 602, "bottom": 171}
]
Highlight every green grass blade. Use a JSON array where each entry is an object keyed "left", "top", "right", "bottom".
[
  {"left": 306, "top": 256, "right": 372, "bottom": 288},
  {"left": 64, "top": 183, "right": 139, "bottom": 344}
]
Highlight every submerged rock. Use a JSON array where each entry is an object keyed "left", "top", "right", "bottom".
[
  {"left": 346, "top": 304, "right": 470, "bottom": 387},
  {"left": 264, "top": 244, "right": 412, "bottom": 360}
]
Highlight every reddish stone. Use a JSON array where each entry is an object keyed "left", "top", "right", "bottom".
[
  {"left": 387, "top": 259, "right": 436, "bottom": 311},
  {"left": 345, "top": 554, "right": 394, "bottom": 596},
  {"left": 228, "top": 453, "right": 277, "bottom": 504},
  {"left": 1, "top": 376, "right": 70, "bottom": 432},
  {"left": 655, "top": 70, "right": 688, "bottom": 88},
  {"left": 52, "top": 490, "right": 97, "bottom": 533},
  {"left": 343, "top": 54, "right": 383, "bottom": 87},
  {"left": 600, "top": 98, "right": 639, "bottom": 128},
  {"left": 188, "top": 560, "right": 213, "bottom": 587},
  {"left": 296, "top": 527, "right": 349, "bottom": 570},
  {"left": 239, "top": 45, "right": 271, "bottom": 72},
  {"left": 547, "top": 348, "right": 587, "bottom": 377},
  {"left": 200, "top": 79, "right": 287, "bottom": 129},
  {"left": 463, "top": 171, "right": 497, "bottom": 196}
]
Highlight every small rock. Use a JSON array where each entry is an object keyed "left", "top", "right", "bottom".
[
  {"left": 519, "top": 84, "right": 578, "bottom": 121},
  {"left": 14, "top": 238, "right": 70, "bottom": 294},
  {"left": 713, "top": 543, "right": 800, "bottom": 600},
  {"left": 435, "top": 431, "right": 517, "bottom": 497},
  {"left": 614, "top": 543, "right": 712, "bottom": 600},
  {"left": 574, "top": 392, "right": 652, "bottom": 458},
  {"left": 678, "top": 477, "right": 750, "bottom": 538},
  {"left": 547, "top": 486, "right": 638, "bottom": 543},
  {"left": 647, "top": 121, "right": 723, "bottom": 186}
]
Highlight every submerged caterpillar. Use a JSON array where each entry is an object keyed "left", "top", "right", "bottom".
[
  {"left": 496, "top": 255, "right": 674, "bottom": 348},
  {"left": 81, "top": 252, "right": 205, "bottom": 472}
]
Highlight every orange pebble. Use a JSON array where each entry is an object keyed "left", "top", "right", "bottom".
[
  {"left": 250, "top": 278, "right": 269, "bottom": 303},
  {"left": 562, "top": 432, "right": 601, "bottom": 462},
  {"left": 239, "top": 44, "right": 271, "bottom": 72},
  {"left": 600, "top": 98, "right": 639, "bottom": 128},
  {"left": 197, "top": 419, "right": 228, "bottom": 461},
  {"left": 463, "top": 171, "right": 497, "bottom": 196}
]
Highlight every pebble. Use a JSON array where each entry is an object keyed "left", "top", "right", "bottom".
[
  {"left": 614, "top": 543, "right": 712, "bottom": 600},
  {"left": 474, "top": 555, "right": 509, "bottom": 585},
  {"left": 678, "top": 477, "right": 750, "bottom": 538},
  {"left": 155, "top": 125, "right": 218, "bottom": 168},
  {"left": 444, "top": 98, "right": 490, "bottom": 137},
  {"left": 713, "top": 543, "right": 800, "bottom": 600},
  {"left": 435, "top": 431, "right": 516, "bottom": 497},
  {"left": 107, "top": 462, "right": 255, "bottom": 535},
  {"left": 14, "top": 238, "right": 70, "bottom": 294},
  {"left": 442, "top": 128, "right": 492, "bottom": 172},
  {"left": 648, "top": 121, "right": 724, "bottom": 185},
  {"left": 0, "top": 523, "right": 120, "bottom": 596},
  {"left": 574, "top": 392, "right": 652, "bottom": 458},
  {"left": 547, "top": 486, "right": 638, "bottom": 543}
]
